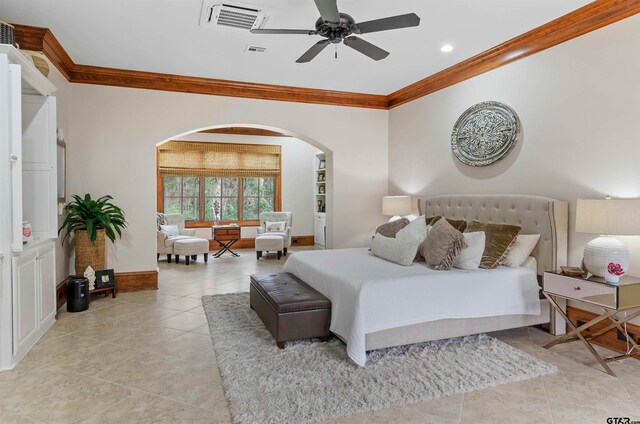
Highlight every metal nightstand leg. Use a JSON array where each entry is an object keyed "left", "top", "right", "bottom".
[{"left": 543, "top": 292, "right": 616, "bottom": 376}]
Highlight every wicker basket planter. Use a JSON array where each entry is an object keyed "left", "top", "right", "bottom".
[{"left": 74, "top": 228, "right": 106, "bottom": 275}]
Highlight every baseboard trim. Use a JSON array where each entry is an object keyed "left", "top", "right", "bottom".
[
  {"left": 566, "top": 305, "right": 640, "bottom": 359},
  {"left": 115, "top": 270, "right": 158, "bottom": 292},
  {"left": 56, "top": 277, "right": 70, "bottom": 316}
]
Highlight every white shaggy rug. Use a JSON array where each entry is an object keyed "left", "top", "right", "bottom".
[{"left": 202, "top": 293, "right": 556, "bottom": 424}]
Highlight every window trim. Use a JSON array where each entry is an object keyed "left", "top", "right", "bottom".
[{"left": 157, "top": 174, "right": 281, "bottom": 227}]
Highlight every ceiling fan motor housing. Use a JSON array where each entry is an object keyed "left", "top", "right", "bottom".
[{"left": 315, "top": 13, "right": 355, "bottom": 43}]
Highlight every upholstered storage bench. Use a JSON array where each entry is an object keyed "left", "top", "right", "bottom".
[{"left": 250, "top": 273, "right": 331, "bottom": 349}]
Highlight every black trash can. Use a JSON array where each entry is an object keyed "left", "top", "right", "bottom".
[{"left": 67, "top": 277, "right": 89, "bottom": 312}]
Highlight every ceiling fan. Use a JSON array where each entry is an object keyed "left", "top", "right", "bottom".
[{"left": 250, "top": 0, "right": 420, "bottom": 63}]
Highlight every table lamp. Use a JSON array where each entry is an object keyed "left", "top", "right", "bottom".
[
  {"left": 575, "top": 198, "right": 640, "bottom": 277},
  {"left": 382, "top": 196, "right": 412, "bottom": 222}
]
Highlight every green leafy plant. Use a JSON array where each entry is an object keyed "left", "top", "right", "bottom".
[{"left": 58, "top": 194, "right": 127, "bottom": 245}]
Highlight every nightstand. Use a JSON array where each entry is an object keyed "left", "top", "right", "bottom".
[{"left": 542, "top": 271, "right": 640, "bottom": 376}]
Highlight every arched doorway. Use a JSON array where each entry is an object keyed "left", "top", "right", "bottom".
[{"left": 156, "top": 124, "right": 333, "bottom": 254}]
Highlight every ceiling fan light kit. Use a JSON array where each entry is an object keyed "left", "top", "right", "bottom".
[{"left": 250, "top": 0, "right": 420, "bottom": 63}]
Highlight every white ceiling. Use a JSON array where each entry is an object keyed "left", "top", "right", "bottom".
[{"left": 1, "top": 0, "right": 591, "bottom": 94}]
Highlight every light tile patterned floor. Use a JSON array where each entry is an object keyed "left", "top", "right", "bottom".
[{"left": 2, "top": 247, "right": 639, "bottom": 423}]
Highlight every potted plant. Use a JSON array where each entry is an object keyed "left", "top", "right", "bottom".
[{"left": 59, "top": 194, "right": 127, "bottom": 275}]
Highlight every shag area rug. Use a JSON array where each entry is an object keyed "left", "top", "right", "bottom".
[{"left": 202, "top": 293, "right": 556, "bottom": 424}]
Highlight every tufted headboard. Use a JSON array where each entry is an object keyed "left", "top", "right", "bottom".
[{"left": 424, "top": 195, "right": 568, "bottom": 275}]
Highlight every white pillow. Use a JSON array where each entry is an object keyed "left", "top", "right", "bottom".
[
  {"left": 160, "top": 224, "right": 179, "bottom": 237},
  {"left": 453, "top": 232, "right": 486, "bottom": 271},
  {"left": 265, "top": 221, "right": 287, "bottom": 232},
  {"left": 502, "top": 234, "right": 541, "bottom": 267},
  {"left": 372, "top": 217, "right": 428, "bottom": 266}
]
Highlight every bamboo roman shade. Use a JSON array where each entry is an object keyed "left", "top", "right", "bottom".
[{"left": 158, "top": 141, "right": 281, "bottom": 177}]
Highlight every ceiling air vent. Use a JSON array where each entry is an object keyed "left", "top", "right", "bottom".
[
  {"left": 200, "top": 2, "right": 266, "bottom": 30},
  {"left": 245, "top": 45, "right": 267, "bottom": 53}
]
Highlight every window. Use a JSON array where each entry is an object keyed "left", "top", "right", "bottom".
[
  {"left": 204, "top": 177, "right": 239, "bottom": 221},
  {"left": 162, "top": 176, "right": 200, "bottom": 221},
  {"left": 161, "top": 176, "right": 276, "bottom": 223},
  {"left": 157, "top": 141, "right": 281, "bottom": 225},
  {"left": 242, "top": 177, "right": 275, "bottom": 220}
]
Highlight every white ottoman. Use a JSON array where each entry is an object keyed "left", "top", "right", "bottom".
[
  {"left": 255, "top": 235, "right": 284, "bottom": 260},
  {"left": 173, "top": 238, "right": 209, "bottom": 265}
]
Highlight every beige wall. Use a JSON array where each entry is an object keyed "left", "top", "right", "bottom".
[
  {"left": 66, "top": 84, "right": 388, "bottom": 274},
  {"left": 173, "top": 133, "right": 319, "bottom": 239},
  {"left": 388, "top": 16, "right": 640, "bottom": 274}
]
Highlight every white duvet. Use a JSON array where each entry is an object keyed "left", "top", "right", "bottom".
[{"left": 283, "top": 248, "right": 541, "bottom": 366}]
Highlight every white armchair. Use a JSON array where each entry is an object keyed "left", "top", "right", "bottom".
[
  {"left": 256, "top": 212, "right": 293, "bottom": 255},
  {"left": 157, "top": 213, "right": 196, "bottom": 262}
]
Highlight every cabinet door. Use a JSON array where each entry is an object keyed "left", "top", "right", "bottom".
[
  {"left": 314, "top": 214, "right": 326, "bottom": 247},
  {"left": 22, "top": 95, "right": 57, "bottom": 241},
  {"left": 12, "top": 250, "right": 38, "bottom": 357},
  {"left": 38, "top": 243, "right": 56, "bottom": 327}
]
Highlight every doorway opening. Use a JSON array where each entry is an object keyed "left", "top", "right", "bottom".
[{"left": 155, "top": 125, "right": 332, "bottom": 269}]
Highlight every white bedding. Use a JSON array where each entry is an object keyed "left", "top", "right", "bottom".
[{"left": 283, "top": 248, "right": 541, "bottom": 366}]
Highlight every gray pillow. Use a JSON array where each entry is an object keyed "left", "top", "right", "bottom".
[
  {"left": 421, "top": 219, "right": 468, "bottom": 270},
  {"left": 375, "top": 218, "right": 410, "bottom": 238}
]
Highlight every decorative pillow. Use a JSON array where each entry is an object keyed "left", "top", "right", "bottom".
[
  {"left": 453, "top": 231, "right": 486, "bottom": 271},
  {"left": 371, "top": 217, "right": 428, "bottom": 266},
  {"left": 421, "top": 219, "right": 468, "bottom": 270},
  {"left": 160, "top": 224, "right": 179, "bottom": 237},
  {"left": 427, "top": 216, "right": 467, "bottom": 232},
  {"left": 375, "top": 218, "right": 410, "bottom": 238},
  {"left": 464, "top": 221, "right": 522, "bottom": 269},
  {"left": 265, "top": 221, "right": 287, "bottom": 232},
  {"left": 156, "top": 212, "right": 166, "bottom": 230},
  {"left": 501, "top": 234, "right": 541, "bottom": 267}
]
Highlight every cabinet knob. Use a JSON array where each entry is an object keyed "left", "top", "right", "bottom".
[{"left": 9, "top": 154, "right": 18, "bottom": 163}]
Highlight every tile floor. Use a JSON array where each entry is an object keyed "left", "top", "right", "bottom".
[{"left": 2, "top": 247, "right": 639, "bottom": 423}]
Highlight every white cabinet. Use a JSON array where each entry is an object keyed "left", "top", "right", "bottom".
[
  {"left": 0, "top": 45, "right": 58, "bottom": 370},
  {"left": 11, "top": 241, "right": 56, "bottom": 362},
  {"left": 314, "top": 213, "right": 326, "bottom": 248},
  {"left": 38, "top": 243, "right": 56, "bottom": 327},
  {"left": 11, "top": 249, "right": 38, "bottom": 357}
]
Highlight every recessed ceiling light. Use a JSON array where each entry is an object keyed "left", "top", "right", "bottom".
[{"left": 440, "top": 44, "right": 453, "bottom": 53}]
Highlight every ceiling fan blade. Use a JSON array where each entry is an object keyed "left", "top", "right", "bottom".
[
  {"left": 355, "top": 13, "right": 420, "bottom": 34},
  {"left": 343, "top": 36, "right": 389, "bottom": 61},
  {"left": 296, "top": 39, "right": 331, "bottom": 63},
  {"left": 251, "top": 29, "right": 317, "bottom": 35},
  {"left": 314, "top": 0, "right": 341, "bottom": 23}
]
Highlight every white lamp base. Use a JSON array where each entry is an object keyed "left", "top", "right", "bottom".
[{"left": 583, "top": 236, "right": 629, "bottom": 278}]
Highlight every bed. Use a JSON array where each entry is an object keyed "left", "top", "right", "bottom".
[{"left": 283, "top": 194, "right": 568, "bottom": 366}]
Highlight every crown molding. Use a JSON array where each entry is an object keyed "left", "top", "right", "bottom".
[
  {"left": 12, "top": 24, "right": 387, "bottom": 109},
  {"left": 14, "top": 24, "right": 74, "bottom": 80},
  {"left": 387, "top": 0, "right": 640, "bottom": 108},
  {"left": 198, "top": 128, "right": 290, "bottom": 137},
  {"left": 11, "top": 1, "right": 640, "bottom": 110}
]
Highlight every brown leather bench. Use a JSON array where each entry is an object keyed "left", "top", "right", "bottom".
[{"left": 250, "top": 273, "right": 331, "bottom": 349}]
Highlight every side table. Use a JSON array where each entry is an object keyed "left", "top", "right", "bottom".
[
  {"left": 542, "top": 271, "right": 640, "bottom": 376},
  {"left": 212, "top": 225, "right": 241, "bottom": 258}
]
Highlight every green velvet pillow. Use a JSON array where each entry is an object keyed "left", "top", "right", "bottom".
[
  {"left": 464, "top": 221, "right": 522, "bottom": 269},
  {"left": 427, "top": 216, "right": 468, "bottom": 232}
]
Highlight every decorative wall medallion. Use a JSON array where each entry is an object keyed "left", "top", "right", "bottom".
[{"left": 451, "top": 101, "right": 521, "bottom": 167}]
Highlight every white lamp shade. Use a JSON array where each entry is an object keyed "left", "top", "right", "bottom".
[
  {"left": 382, "top": 196, "right": 412, "bottom": 216},
  {"left": 575, "top": 199, "right": 640, "bottom": 236}
]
